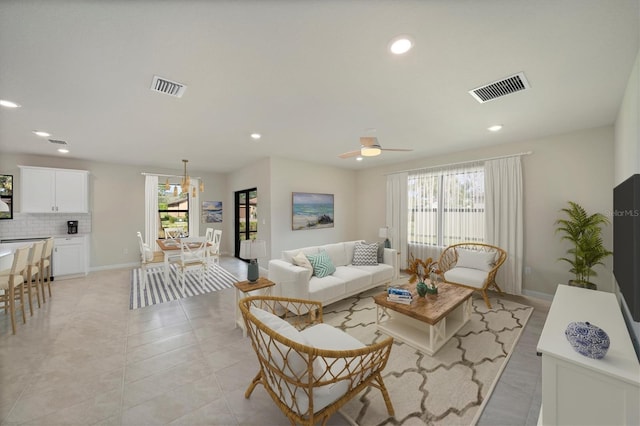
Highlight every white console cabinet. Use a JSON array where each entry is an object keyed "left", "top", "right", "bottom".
[
  {"left": 537, "top": 285, "right": 640, "bottom": 425},
  {"left": 20, "top": 165, "right": 89, "bottom": 213},
  {"left": 53, "top": 235, "right": 89, "bottom": 278}
]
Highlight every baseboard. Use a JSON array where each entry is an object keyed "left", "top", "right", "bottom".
[
  {"left": 522, "top": 289, "right": 554, "bottom": 301},
  {"left": 90, "top": 262, "right": 139, "bottom": 272}
]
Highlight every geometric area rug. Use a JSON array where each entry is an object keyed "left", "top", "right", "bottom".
[
  {"left": 321, "top": 287, "right": 533, "bottom": 426},
  {"left": 129, "top": 264, "right": 238, "bottom": 310}
]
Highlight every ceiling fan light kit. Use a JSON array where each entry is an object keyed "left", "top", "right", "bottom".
[{"left": 338, "top": 136, "right": 413, "bottom": 159}]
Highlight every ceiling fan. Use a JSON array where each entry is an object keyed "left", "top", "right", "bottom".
[{"left": 338, "top": 137, "right": 413, "bottom": 159}]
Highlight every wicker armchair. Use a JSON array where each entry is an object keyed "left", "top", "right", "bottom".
[
  {"left": 240, "top": 295, "right": 394, "bottom": 426},
  {"left": 437, "top": 243, "right": 507, "bottom": 309}
]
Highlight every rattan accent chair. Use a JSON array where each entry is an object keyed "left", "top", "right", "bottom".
[
  {"left": 437, "top": 243, "right": 507, "bottom": 309},
  {"left": 240, "top": 295, "right": 395, "bottom": 426}
]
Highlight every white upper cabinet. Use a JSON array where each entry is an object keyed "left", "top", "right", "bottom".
[{"left": 19, "top": 166, "right": 89, "bottom": 213}]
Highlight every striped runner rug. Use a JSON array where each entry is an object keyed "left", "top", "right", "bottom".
[{"left": 130, "top": 265, "right": 238, "bottom": 309}]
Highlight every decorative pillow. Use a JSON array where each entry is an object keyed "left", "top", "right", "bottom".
[
  {"left": 292, "top": 251, "right": 313, "bottom": 271},
  {"left": 377, "top": 242, "right": 384, "bottom": 263},
  {"left": 352, "top": 242, "right": 379, "bottom": 266},
  {"left": 306, "top": 250, "right": 336, "bottom": 278},
  {"left": 456, "top": 248, "right": 495, "bottom": 272}
]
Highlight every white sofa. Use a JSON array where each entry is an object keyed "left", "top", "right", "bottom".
[{"left": 268, "top": 240, "right": 397, "bottom": 306}]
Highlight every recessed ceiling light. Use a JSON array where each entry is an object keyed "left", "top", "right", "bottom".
[
  {"left": 33, "top": 131, "right": 51, "bottom": 137},
  {"left": 356, "top": 157, "right": 363, "bottom": 162},
  {"left": 57, "top": 148, "right": 69, "bottom": 154},
  {"left": 0, "top": 99, "right": 21, "bottom": 108},
  {"left": 389, "top": 36, "right": 414, "bottom": 55},
  {"left": 250, "top": 133, "right": 261, "bottom": 140},
  {"left": 488, "top": 125, "right": 503, "bottom": 132}
]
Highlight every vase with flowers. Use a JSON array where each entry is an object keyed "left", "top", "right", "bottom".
[{"left": 407, "top": 254, "right": 440, "bottom": 297}]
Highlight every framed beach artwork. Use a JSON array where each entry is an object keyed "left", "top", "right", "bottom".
[
  {"left": 202, "top": 201, "right": 222, "bottom": 223},
  {"left": 292, "top": 192, "right": 334, "bottom": 231}
]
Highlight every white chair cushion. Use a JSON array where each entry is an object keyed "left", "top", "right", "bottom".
[
  {"left": 250, "top": 306, "right": 310, "bottom": 377},
  {"left": 456, "top": 248, "right": 495, "bottom": 272},
  {"left": 444, "top": 267, "right": 488, "bottom": 288},
  {"left": 301, "top": 323, "right": 365, "bottom": 351}
]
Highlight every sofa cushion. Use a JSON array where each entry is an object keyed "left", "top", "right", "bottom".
[
  {"left": 282, "top": 246, "right": 318, "bottom": 264},
  {"left": 352, "top": 242, "right": 379, "bottom": 265},
  {"left": 352, "top": 263, "right": 394, "bottom": 285},
  {"left": 321, "top": 242, "right": 348, "bottom": 267},
  {"left": 309, "top": 275, "right": 346, "bottom": 301},
  {"left": 444, "top": 267, "right": 488, "bottom": 288},
  {"left": 456, "top": 248, "right": 495, "bottom": 272},
  {"left": 292, "top": 251, "right": 313, "bottom": 271},
  {"left": 333, "top": 266, "right": 373, "bottom": 294},
  {"left": 306, "top": 250, "right": 336, "bottom": 278}
]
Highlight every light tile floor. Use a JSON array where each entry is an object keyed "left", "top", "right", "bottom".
[{"left": 0, "top": 256, "right": 550, "bottom": 425}]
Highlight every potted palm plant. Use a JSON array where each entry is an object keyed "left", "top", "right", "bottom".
[{"left": 555, "top": 201, "right": 613, "bottom": 289}]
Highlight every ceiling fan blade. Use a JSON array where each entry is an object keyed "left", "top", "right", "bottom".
[
  {"left": 338, "top": 150, "right": 361, "bottom": 159},
  {"left": 381, "top": 148, "right": 413, "bottom": 152},
  {"left": 359, "top": 137, "right": 378, "bottom": 147}
]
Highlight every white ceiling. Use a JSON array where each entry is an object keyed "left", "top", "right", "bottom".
[{"left": 0, "top": 1, "right": 638, "bottom": 173}]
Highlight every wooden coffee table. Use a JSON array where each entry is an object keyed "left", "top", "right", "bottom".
[{"left": 374, "top": 282, "right": 474, "bottom": 355}]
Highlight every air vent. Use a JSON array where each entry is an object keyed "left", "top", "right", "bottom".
[
  {"left": 469, "top": 72, "right": 530, "bottom": 103},
  {"left": 48, "top": 139, "right": 67, "bottom": 145},
  {"left": 150, "top": 75, "right": 187, "bottom": 98}
]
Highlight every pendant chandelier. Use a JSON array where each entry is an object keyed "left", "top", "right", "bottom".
[{"left": 164, "top": 159, "right": 204, "bottom": 198}]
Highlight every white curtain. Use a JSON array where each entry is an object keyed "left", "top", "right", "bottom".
[
  {"left": 189, "top": 178, "right": 200, "bottom": 236},
  {"left": 485, "top": 156, "right": 523, "bottom": 295},
  {"left": 144, "top": 175, "right": 159, "bottom": 250},
  {"left": 386, "top": 172, "right": 408, "bottom": 268},
  {"left": 407, "top": 163, "right": 484, "bottom": 262}
]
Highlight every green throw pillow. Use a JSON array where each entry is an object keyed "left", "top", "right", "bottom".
[{"left": 306, "top": 250, "right": 336, "bottom": 278}]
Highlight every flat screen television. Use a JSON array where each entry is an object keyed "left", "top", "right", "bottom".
[{"left": 613, "top": 174, "right": 640, "bottom": 322}]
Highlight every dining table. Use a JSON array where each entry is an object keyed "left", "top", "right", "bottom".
[{"left": 156, "top": 238, "right": 209, "bottom": 284}]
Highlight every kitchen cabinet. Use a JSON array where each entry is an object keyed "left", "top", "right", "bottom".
[
  {"left": 53, "top": 235, "right": 89, "bottom": 277},
  {"left": 19, "top": 166, "right": 89, "bottom": 213}
]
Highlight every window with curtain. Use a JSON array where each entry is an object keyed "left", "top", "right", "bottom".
[
  {"left": 158, "top": 183, "right": 189, "bottom": 238},
  {"left": 408, "top": 164, "right": 485, "bottom": 247}
]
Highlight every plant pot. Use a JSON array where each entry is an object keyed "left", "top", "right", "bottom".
[
  {"left": 568, "top": 280, "right": 597, "bottom": 290},
  {"left": 425, "top": 285, "right": 438, "bottom": 295},
  {"left": 416, "top": 282, "right": 428, "bottom": 297}
]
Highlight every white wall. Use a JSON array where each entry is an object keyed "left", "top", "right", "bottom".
[
  {"left": 614, "top": 49, "right": 640, "bottom": 352},
  {"left": 356, "top": 126, "right": 615, "bottom": 298},
  {"left": 269, "top": 157, "right": 358, "bottom": 258},
  {"left": 0, "top": 153, "right": 227, "bottom": 269}
]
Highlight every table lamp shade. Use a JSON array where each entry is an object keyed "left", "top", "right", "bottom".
[
  {"left": 378, "top": 227, "right": 388, "bottom": 238},
  {"left": 240, "top": 239, "right": 267, "bottom": 283},
  {"left": 379, "top": 227, "right": 391, "bottom": 248}
]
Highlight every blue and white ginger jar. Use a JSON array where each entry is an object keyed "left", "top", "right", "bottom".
[{"left": 565, "top": 321, "right": 610, "bottom": 360}]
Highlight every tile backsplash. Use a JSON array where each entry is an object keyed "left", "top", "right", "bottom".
[{"left": 0, "top": 213, "right": 91, "bottom": 239}]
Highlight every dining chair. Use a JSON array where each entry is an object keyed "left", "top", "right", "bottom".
[
  {"left": 24, "top": 240, "right": 45, "bottom": 315},
  {"left": 39, "top": 238, "right": 54, "bottom": 302},
  {"left": 175, "top": 237, "right": 207, "bottom": 294},
  {"left": 205, "top": 228, "right": 222, "bottom": 272},
  {"left": 0, "top": 245, "right": 31, "bottom": 334},
  {"left": 164, "top": 227, "right": 182, "bottom": 240},
  {"left": 137, "top": 231, "right": 165, "bottom": 291}
]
